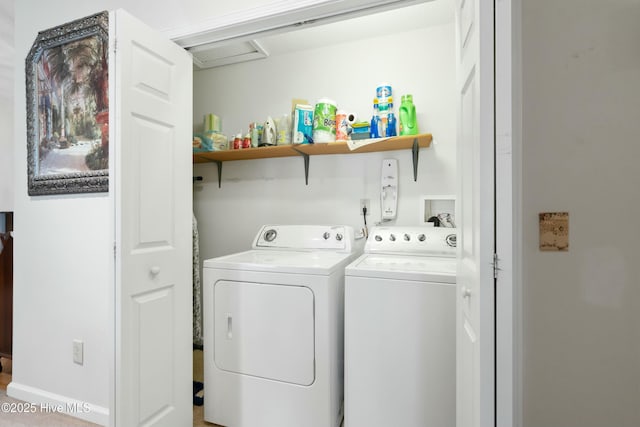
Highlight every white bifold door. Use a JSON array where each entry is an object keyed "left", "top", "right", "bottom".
[
  {"left": 112, "top": 9, "right": 193, "bottom": 427},
  {"left": 455, "top": 0, "right": 496, "bottom": 426}
]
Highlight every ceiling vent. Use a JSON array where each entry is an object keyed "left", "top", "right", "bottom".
[{"left": 188, "top": 39, "right": 269, "bottom": 70}]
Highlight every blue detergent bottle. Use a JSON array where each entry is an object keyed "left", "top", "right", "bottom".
[
  {"left": 386, "top": 97, "right": 397, "bottom": 137},
  {"left": 399, "top": 94, "right": 418, "bottom": 135},
  {"left": 370, "top": 98, "right": 381, "bottom": 138}
]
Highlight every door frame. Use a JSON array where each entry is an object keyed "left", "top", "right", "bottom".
[
  {"left": 162, "top": 1, "right": 521, "bottom": 425},
  {"left": 495, "top": 0, "right": 521, "bottom": 426}
]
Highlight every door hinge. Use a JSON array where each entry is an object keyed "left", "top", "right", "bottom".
[{"left": 493, "top": 253, "right": 501, "bottom": 279}]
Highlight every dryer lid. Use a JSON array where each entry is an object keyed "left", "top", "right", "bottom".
[{"left": 204, "top": 249, "right": 357, "bottom": 275}]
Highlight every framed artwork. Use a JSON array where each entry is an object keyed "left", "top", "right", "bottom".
[{"left": 25, "top": 11, "right": 109, "bottom": 196}]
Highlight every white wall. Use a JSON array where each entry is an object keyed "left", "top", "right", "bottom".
[
  {"left": 193, "top": 22, "right": 457, "bottom": 258},
  {"left": 0, "top": 0, "right": 14, "bottom": 212},
  {"left": 522, "top": 0, "right": 640, "bottom": 426},
  {"left": 12, "top": 3, "right": 113, "bottom": 423},
  {"left": 0, "top": 104, "right": 13, "bottom": 211}
]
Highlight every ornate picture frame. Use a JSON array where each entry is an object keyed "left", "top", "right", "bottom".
[{"left": 26, "top": 11, "right": 109, "bottom": 196}]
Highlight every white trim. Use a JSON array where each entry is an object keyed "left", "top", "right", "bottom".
[
  {"left": 165, "top": 0, "right": 426, "bottom": 49},
  {"left": 495, "top": 0, "right": 521, "bottom": 426},
  {"left": 7, "top": 382, "right": 109, "bottom": 426}
]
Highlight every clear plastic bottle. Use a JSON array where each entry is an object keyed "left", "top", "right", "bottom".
[
  {"left": 370, "top": 98, "right": 381, "bottom": 138},
  {"left": 276, "top": 114, "right": 292, "bottom": 145}
]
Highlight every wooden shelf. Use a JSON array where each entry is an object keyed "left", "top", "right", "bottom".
[
  {"left": 193, "top": 133, "right": 432, "bottom": 163},
  {"left": 193, "top": 133, "right": 432, "bottom": 187}
]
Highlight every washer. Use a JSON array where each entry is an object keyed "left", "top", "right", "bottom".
[
  {"left": 344, "top": 226, "right": 457, "bottom": 427},
  {"left": 203, "top": 225, "right": 360, "bottom": 427}
]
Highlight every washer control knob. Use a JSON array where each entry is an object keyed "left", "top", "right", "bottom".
[
  {"left": 418, "top": 234, "right": 426, "bottom": 242},
  {"left": 404, "top": 233, "right": 410, "bottom": 241},
  {"left": 323, "top": 232, "right": 331, "bottom": 240},
  {"left": 389, "top": 234, "right": 396, "bottom": 241},
  {"left": 375, "top": 235, "right": 383, "bottom": 242},
  {"left": 336, "top": 233, "right": 343, "bottom": 241},
  {"left": 264, "top": 229, "right": 277, "bottom": 242}
]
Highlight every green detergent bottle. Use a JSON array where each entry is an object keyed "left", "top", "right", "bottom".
[{"left": 399, "top": 94, "right": 418, "bottom": 135}]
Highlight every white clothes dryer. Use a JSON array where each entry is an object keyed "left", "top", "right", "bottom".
[
  {"left": 344, "top": 226, "right": 457, "bottom": 427},
  {"left": 203, "top": 225, "right": 360, "bottom": 427}
]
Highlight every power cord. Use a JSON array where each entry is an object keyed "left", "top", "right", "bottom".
[{"left": 362, "top": 205, "right": 368, "bottom": 238}]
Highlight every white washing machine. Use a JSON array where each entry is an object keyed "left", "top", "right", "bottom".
[
  {"left": 344, "top": 226, "right": 457, "bottom": 427},
  {"left": 203, "top": 224, "right": 360, "bottom": 427}
]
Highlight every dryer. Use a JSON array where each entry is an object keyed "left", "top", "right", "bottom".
[
  {"left": 344, "top": 226, "right": 457, "bottom": 427},
  {"left": 203, "top": 225, "right": 360, "bottom": 427}
]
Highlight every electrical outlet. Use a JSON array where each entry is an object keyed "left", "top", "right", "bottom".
[
  {"left": 73, "top": 340, "right": 84, "bottom": 365},
  {"left": 360, "top": 199, "right": 370, "bottom": 215}
]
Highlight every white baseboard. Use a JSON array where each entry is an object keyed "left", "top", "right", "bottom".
[{"left": 6, "top": 381, "right": 109, "bottom": 426}]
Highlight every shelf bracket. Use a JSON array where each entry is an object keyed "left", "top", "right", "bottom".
[
  {"left": 213, "top": 160, "right": 222, "bottom": 188},
  {"left": 412, "top": 137, "right": 419, "bottom": 182},
  {"left": 291, "top": 147, "right": 310, "bottom": 185}
]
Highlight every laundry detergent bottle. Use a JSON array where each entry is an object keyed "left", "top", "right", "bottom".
[{"left": 399, "top": 94, "right": 418, "bottom": 135}]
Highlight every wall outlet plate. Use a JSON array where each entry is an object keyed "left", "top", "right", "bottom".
[{"left": 73, "top": 340, "right": 84, "bottom": 365}]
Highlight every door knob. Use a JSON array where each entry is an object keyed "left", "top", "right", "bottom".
[
  {"left": 150, "top": 266, "right": 161, "bottom": 275},
  {"left": 461, "top": 287, "right": 472, "bottom": 299}
]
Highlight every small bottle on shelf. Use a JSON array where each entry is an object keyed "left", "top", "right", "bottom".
[
  {"left": 386, "top": 97, "right": 397, "bottom": 137},
  {"left": 370, "top": 98, "right": 381, "bottom": 138}
]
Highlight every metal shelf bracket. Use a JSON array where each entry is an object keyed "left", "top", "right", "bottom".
[
  {"left": 412, "top": 138, "right": 419, "bottom": 182},
  {"left": 213, "top": 160, "right": 222, "bottom": 188},
  {"left": 292, "top": 147, "right": 310, "bottom": 185}
]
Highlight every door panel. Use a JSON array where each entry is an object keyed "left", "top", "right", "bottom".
[
  {"left": 132, "top": 117, "right": 174, "bottom": 248},
  {"left": 136, "top": 287, "right": 174, "bottom": 423},
  {"left": 114, "top": 9, "right": 193, "bottom": 427}
]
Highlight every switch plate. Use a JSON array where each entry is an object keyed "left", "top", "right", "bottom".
[{"left": 73, "top": 340, "right": 84, "bottom": 365}]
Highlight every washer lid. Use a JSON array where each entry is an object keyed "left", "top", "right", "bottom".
[
  {"left": 204, "top": 249, "right": 357, "bottom": 275},
  {"left": 345, "top": 253, "right": 456, "bottom": 283}
]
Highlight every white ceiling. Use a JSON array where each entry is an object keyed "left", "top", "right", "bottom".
[
  {"left": 189, "top": 0, "right": 454, "bottom": 69},
  {"left": 0, "top": 0, "right": 14, "bottom": 103},
  {"left": 258, "top": 1, "right": 454, "bottom": 57}
]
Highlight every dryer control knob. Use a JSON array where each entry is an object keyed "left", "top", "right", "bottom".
[
  {"left": 404, "top": 233, "right": 410, "bottom": 241},
  {"left": 389, "top": 234, "right": 396, "bottom": 241},
  {"left": 323, "top": 232, "right": 331, "bottom": 240},
  {"left": 336, "top": 233, "right": 343, "bottom": 241},
  {"left": 375, "top": 235, "right": 383, "bottom": 242},
  {"left": 418, "top": 234, "right": 426, "bottom": 242},
  {"left": 264, "top": 229, "right": 278, "bottom": 242}
]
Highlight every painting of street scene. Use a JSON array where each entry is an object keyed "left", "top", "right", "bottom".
[{"left": 36, "top": 33, "right": 108, "bottom": 176}]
